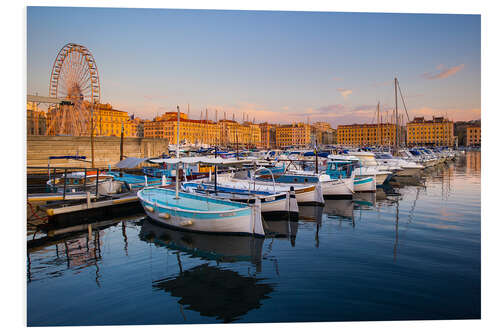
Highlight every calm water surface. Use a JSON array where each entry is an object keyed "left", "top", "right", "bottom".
[{"left": 27, "top": 152, "right": 481, "bottom": 325}]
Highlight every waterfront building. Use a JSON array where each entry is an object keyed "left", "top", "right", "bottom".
[
  {"left": 466, "top": 126, "right": 481, "bottom": 146},
  {"left": 46, "top": 102, "right": 136, "bottom": 137},
  {"left": 337, "top": 123, "right": 396, "bottom": 146},
  {"left": 259, "top": 122, "right": 276, "bottom": 148},
  {"left": 312, "top": 122, "right": 337, "bottom": 145},
  {"left": 144, "top": 112, "right": 219, "bottom": 145},
  {"left": 217, "top": 120, "right": 261, "bottom": 147},
  {"left": 406, "top": 116, "right": 455, "bottom": 146},
  {"left": 276, "top": 123, "right": 312, "bottom": 147},
  {"left": 27, "top": 101, "right": 47, "bottom": 136},
  {"left": 130, "top": 117, "right": 144, "bottom": 137},
  {"left": 94, "top": 103, "right": 136, "bottom": 137}
]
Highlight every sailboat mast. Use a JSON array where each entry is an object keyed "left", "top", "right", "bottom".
[
  {"left": 377, "top": 102, "right": 381, "bottom": 146},
  {"left": 394, "top": 77, "right": 399, "bottom": 152},
  {"left": 175, "top": 105, "right": 180, "bottom": 199},
  {"left": 176, "top": 105, "right": 180, "bottom": 158}
]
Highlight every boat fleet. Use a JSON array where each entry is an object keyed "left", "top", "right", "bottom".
[{"left": 43, "top": 145, "right": 457, "bottom": 237}]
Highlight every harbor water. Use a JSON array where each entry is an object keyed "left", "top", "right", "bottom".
[{"left": 27, "top": 152, "right": 481, "bottom": 325}]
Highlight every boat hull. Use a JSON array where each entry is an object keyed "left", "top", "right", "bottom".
[
  {"left": 321, "top": 177, "right": 354, "bottom": 199},
  {"left": 138, "top": 189, "right": 264, "bottom": 236},
  {"left": 354, "top": 176, "right": 376, "bottom": 192},
  {"left": 394, "top": 167, "right": 422, "bottom": 177}
]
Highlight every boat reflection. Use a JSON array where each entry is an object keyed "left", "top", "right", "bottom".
[
  {"left": 140, "top": 220, "right": 273, "bottom": 323},
  {"left": 263, "top": 219, "right": 299, "bottom": 246},
  {"left": 152, "top": 263, "right": 274, "bottom": 323},
  {"left": 353, "top": 192, "right": 376, "bottom": 209},
  {"left": 299, "top": 205, "right": 324, "bottom": 223},
  {"left": 139, "top": 220, "right": 264, "bottom": 270},
  {"left": 323, "top": 199, "right": 354, "bottom": 220}
]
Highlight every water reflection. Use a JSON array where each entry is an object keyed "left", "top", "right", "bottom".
[
  {"left": 466, "top": 151, "right": 481, "bottom": 173},
  {"left": 27, "top": 221, "right": 113, "bottom": 284},
  {"left": 139, "top": 220, "right": 264, "bottom": 270},
  {"left": 139, "top": 220, "right": 273, "bottom": 323},
  {"left": 263, "top": 220, "right": 298, "bottom": 246},
  {"left": 152, "top": 264, "right": 274, "bottom": 323},
  {"left": 27, "top": 153, "right": 481, "bottom": 325},
  {"left": 354, "top": 192, "right": 376, "bottom": 209},
  {"left": 298, "top": 206, "right": 324, "bottom": 247},
  {"left": 324, "top": 200, "right": 354, "bottom": 220}
]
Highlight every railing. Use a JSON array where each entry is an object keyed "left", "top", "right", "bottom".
[{"left": 27, "top": 166, "right": 103, "bottom": 200}]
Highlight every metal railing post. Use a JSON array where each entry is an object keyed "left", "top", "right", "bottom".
[
  {"left": 95, "top": 169, "right": 99, "bottom": 199},
  {"left": 52, "top": 168, "right": 57, "bottom": 193},
  {"left": 83, "top": 168, "right": 87, "bottom": 192},
  {"left": 62, "top": 168, "right": 67, "bottom": 200}
]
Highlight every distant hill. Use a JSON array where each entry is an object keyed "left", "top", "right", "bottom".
[{"left": 454, "top": 120, "right": 481, "bottom": 146}]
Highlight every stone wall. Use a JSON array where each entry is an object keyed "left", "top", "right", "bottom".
[{"left": 27, "top": 136, "right": 171, "bottom": 170}]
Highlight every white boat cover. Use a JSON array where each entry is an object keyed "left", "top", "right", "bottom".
[
  {"left": 114, "top": 157, "right": 150, "bottom": 169},
  {"left": 149, "top": 157, "right": 254, "bottom": 165}
]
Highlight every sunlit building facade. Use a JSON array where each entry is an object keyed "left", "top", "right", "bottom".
[
  {"left": 312, "top": 122, "right": 337, "bottom": 145},
  {"left": 46, "top": 102, "right": 136, "bottom": 137},
  {"left": 406, "top": 116, "right": 455, "bottom": 146},
  {"left": 259, "top": 122, "right": 276, "bottom": 148},
  {"left": 144, "top": 112, "right": 219, "bottom": 145},
  {"left": 27, "top": 101, "right": 47, "bottom": 136},
  {"left": 217, "top": 120, "right": 261, "bottom": 147},
  {"left": 276, "top": 123, "right": 312, "bottom": 147},
  {"left": 337, "top": 123, "right": 396, "bottom": 146},
  {"left": 94, "top": 103, "right": 136, "bottom": 137},
  {"left": 466, "top": 126, "right": 481, "bottom": 146}
]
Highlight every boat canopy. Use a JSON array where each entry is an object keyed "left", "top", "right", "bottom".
[
  {"left": 149, "top": 157, "right": 253, "bottom": 165},
  {"left": 114, "top": 157, "right": 150, "bottom": 169}
]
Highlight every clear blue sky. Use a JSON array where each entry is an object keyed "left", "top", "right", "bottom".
[{"left": 27, "top": 7, "right": 480, "bottom": 125}]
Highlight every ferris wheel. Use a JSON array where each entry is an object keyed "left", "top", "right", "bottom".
[{"left": 47, "top": 43, "right": 101, "bottom": 135}]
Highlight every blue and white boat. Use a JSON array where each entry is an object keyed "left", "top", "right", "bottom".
[
  {"left": 181, "top": 181, "right": 299, "bottom": 221},
  {"left": 137, "top": 187, "right": 264, "bottom": 236},
  {"left": 257, "top": 170, "right": 354, "bottom": 200},
  {"left": 326, "top": 158, "right": 376, "bottom": 193},
  {"left": 108, "top": 171, "right": 165, "bottom": 190}
]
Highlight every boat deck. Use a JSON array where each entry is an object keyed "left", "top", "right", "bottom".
[{"left": 141, "top": 188, "right": 247, "bottom": 212}]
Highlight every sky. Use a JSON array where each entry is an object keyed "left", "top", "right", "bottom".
[{"left": 27, "top": 7, "right": 481, "bottom": 126}]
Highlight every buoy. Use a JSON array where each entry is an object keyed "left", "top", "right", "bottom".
[
  {"left": 145, "top": 205, "right": 154, "bottom": 212},
  {"left": 180, "top": 220, "right": 193, "bottom": 226}
]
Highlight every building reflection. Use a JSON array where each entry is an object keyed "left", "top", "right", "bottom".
[{"left": 466, "top": 151, "right": 481, "bottom": 173}]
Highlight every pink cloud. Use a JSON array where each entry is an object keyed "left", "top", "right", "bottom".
[
  {"left": 336, "top": 88, "right": 352, "bottom": 98},
  {"left": 422, "top": 64, "right": 465, "bottom": 80}
]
